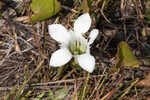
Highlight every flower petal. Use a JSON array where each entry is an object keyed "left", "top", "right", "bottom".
[
  {"left": 74, "top": 13, "right": 91, "bottom": 35},
  {"left": 86, "top": 44, "right": 90, "bottom": 54},
  {"left": 48, "top": 24, "right": 71, "bottom": 44},
  {"left": 50, "top": 47, "right": 72, "bottom": 67},
  {"left": 77, "top": 53, "right": 95, "bottom": 73},
  {"left": 88, "top": 29, "right": 99, "bottom": 45}
]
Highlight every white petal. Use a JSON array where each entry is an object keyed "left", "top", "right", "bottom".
[
  {"left": 50, "top": 48, "right": 72, "bottom": 67},
  {"left": 48, "top": 24, "right": 71, "bottom": 44},
  {"left": 88, "top": 29, "right": 99, "bottom": 45},
  {"left": 77, "top": 53, "right": 95, "bottom": 73},
  {"left": 86, "top": 45, "right": 90, "bottom": 54},
  {"left": 74, "top": 13, "right": 91, "bottom": 35}
]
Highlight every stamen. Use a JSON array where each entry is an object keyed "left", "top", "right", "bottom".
[{"left": 68, "top": 38, "right": 87, "bottom": 55}]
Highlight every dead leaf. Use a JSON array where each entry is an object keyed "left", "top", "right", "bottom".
[
  {"left": 15, "top": 16, "right": 29, "bottom": 23},
  {"left": 136, "top": 72, "right": 150, "bottom": 88},
  {"left": 14, "top": 40, "right": 21, "bottom": 54},
  {"left": 82, "top": 0, "right": 89, "bottom": 13},
  {"left": 0, "top": 1, "right": 5, "bottom": 10}
]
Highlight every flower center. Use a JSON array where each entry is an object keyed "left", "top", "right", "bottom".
[{"left": 68, "top": 38, "right": 87, "bottom": 55}]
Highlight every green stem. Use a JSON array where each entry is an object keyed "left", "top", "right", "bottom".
[{"left": 81, "top": 72, "right": 90, "bottom": 100}]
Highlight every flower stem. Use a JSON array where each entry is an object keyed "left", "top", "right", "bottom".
[{"left": 81, "top": 72, "right": 90, "bottom": 100}]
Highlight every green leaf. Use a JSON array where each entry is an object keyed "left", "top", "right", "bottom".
[
  {"left": 30, "top": 0, "right": 61, "bottom": 22},
  {"left": 6, "top": 86, "right": 18, "bottom": 100},
  {"left": 46, "top": 88, "right": 67, "bottom": 100},
  {"left": 36, "top": 92, "right": 45, "bottom": 99},
  {"left": 54, "top": 88, "right": 67, "bottom": 99},
  {"left": 0, "top": 11, "right": 2, "bottom": 18},
  {"left": 145, "top": 0, "right": 150, "bottom": 20},
  {"left": 116, "top": 41, "right": 142, "bottom": 68}
]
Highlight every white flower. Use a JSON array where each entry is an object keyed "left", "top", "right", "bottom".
[{"left": 48, "top": 13, "right": 99, "bottom": 73}]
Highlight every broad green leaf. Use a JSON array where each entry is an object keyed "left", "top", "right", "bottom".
[
  {"left": 30, "top": 0, "right": 61, "bottom": 22},
  {"left": 116, "top": 41, "right": 142, "bottom": 68}
]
